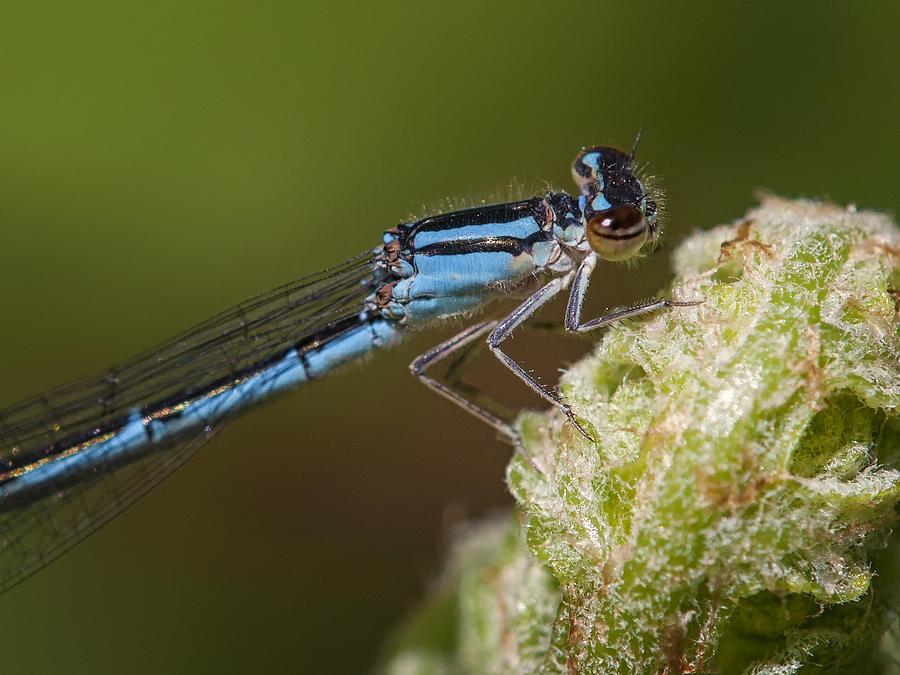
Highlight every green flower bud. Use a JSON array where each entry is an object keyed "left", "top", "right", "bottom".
[{"left": 384, "top": 197, "right": 900, "bottom": 674}]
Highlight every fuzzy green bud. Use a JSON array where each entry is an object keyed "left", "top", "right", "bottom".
[{"left": 384, "top": 197, "right": 900, "bottom": 674}]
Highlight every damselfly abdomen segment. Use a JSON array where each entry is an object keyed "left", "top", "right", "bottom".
[{"left": 0, "top": 144, "right": 695, "bottom": 594}]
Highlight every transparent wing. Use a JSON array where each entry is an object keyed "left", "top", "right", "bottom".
[{"left": 0, "top": 249, "right": 380, "bottom": 593}]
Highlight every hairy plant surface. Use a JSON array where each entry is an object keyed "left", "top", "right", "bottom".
[{"left": 383, "top": 197, "right": 900, "bottom": 674}]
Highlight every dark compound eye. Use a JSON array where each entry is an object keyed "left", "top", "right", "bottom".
[
  {"left": 586, "top": 205, "right": 648, "bottom": 261},
  {"left": 572, "top": 146, "right": 633, "bottom": 194}
]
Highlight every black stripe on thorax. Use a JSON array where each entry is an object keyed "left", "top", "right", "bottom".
[
  {"left": 409, "top": 198, "right": 546, "bottom": 236},
  {"left": 414, "top": 229, "right": 553, "bottom": 257}
]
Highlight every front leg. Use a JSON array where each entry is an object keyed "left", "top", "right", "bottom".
[{"left": 565, "top": 254, "right": 701, "bottom": 333}]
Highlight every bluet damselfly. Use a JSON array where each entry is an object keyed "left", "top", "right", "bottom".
[{"left": 0, "top": 144, "right": 695, "bottom": 593}]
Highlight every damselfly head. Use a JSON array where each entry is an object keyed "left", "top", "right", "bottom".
[{"left": 572, "top": 145, "right": 660, "bottom": 261}]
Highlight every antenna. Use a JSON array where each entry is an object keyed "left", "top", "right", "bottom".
[{"left": 630, "top": 126, "right": 644, "bottom": 162}]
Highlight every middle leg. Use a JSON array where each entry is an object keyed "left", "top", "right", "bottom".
[{"left": 485, "top": 275, "right": 593, "bottom": 439}]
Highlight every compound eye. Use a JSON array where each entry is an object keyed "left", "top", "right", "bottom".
[{"left": 586, "top": 205, "right": 648, "bottom": 261}]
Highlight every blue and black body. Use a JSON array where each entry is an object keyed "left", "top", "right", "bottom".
[{"left": 0, "top": 144, "right": 693, "bottom": 593}]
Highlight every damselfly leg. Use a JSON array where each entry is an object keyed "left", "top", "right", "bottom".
[{"left": 412, "top": 265, "right": 702, "bottom": 446}]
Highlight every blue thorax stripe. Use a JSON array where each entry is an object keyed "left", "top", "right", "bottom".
[
  {"left": 399, "top": 199, "right": 547, "bottom": 249},
  {"left": 411, "top": 198, "right": 544, "bottom": 233}
]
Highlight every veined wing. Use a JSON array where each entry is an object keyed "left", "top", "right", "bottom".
[{"left": 0, "top": 249, "right": 380, "bottom": 593}]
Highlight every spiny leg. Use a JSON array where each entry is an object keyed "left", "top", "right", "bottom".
[
  {"left": 410, "top": 320, "right": 544, "bottom": 471},
  {"left": 485, "top": 275, "right": 593, "bottom": 440},
  {"left": 441, "top": 330, "right": 520, "bottom": 423},
  {"left": 565, "top": 255, "right": 702, "bottom": 333},
  {"left": 421, "top": 319, "right": 520, "bottom": 421},
  {"left": 410, "top": 320, "right": 515, "bottom": 441}
]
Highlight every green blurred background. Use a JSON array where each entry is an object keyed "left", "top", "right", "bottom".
[{"left": 0, "top": 2, "right": 898, "bottom": 672}]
